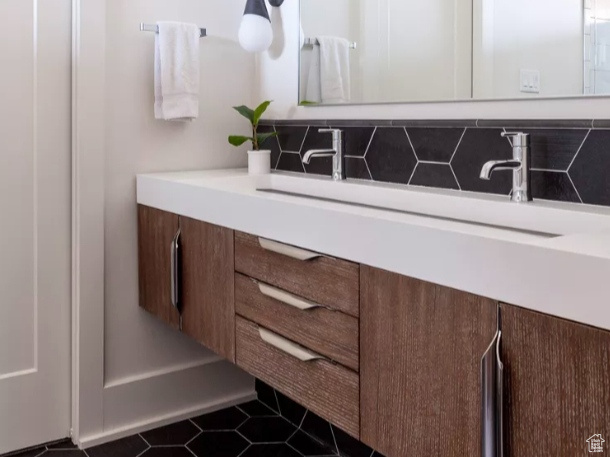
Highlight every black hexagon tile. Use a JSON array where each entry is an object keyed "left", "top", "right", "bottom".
[
  {"left": 366, "top": 127, "right": 417, "bottom": 185},
  {"left": 409, "top": 163, "right": 459, "bottom": 190},
  {"left": 86, "top": 435, "right": 148, "bottom": 457},
  {"left": 238, "top": 417, "right": 296, "bottom": 443},
  {"left": 140, "top": 420, "right": 199, "bottom": 446},
  {"left": 406, "top": 128, "right": 465, "bottom": 162},
  {"left": 276, "top": 126, "right": 309, "bottom": 152},
  {"left": 139, "top": 448, "right": 193, "bottom": 457},
  {"left": 288, "top": 430, "right": 336, "bottom": 456},
  {"left": 238, "top": 400, "right": 277, "bottom": 417},
  {"left": 240, "top": 443, "right": 301, "bottom": 457},
  {"left": 569, "top": 130, "right": 610, "bottom": 206},
  {"left": 452, "top": 128, "right": 513, "bottom": 195},
  {"left": 191, "top": 407, "right": 248, "bottom": 431},
  {"left": 187, "top": 431, "right": 249, "bottom": 457}
]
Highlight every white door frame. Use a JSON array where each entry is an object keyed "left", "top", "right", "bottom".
[{"left": 71, "top": 0, "right": 106, "bottom": 442}]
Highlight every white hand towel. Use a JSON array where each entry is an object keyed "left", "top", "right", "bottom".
[
  {"left": 317, "top": 36, "right": 351, "bottom": 103},
  {"left": 305, "top": 44, "right": 322, "bottom": 103},
  {"left": 154, "top": 22, "right": 200, "bottom": 121}
]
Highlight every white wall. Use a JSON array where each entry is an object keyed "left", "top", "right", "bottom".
[
  {"left": 257, "top": 0, "right": 610, "bottom": 119},
  {"left": 474, "top": 0, "right": 583, "bottom": 98},
  {"left": 81, "top": 0, "right": 255, "bottom": 442}
]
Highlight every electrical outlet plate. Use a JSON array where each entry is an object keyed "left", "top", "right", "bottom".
[{"left": 520, "top": 69, "right": 540, "bottom": 93}]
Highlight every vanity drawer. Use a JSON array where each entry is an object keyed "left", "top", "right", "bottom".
[
  {"left": 235, "top": 273, "right": 359, "bottom": 371},
  {"left": 234, "top": 232, "right": 359, "bottom": 317},
  {"left": 236, "top": 316, "right": 360, "bottom": 438}
]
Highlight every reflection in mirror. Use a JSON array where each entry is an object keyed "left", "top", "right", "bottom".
[{"left": 299, "top": 0, "right": 610, "bottom": 105}]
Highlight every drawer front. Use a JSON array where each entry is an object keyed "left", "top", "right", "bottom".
[
  {"left": 236, "top": 317, "right": 360, "bottom": 438},
  {"left": 234, "top": 232, "right": 359, "bottom": 317},
  {"left": 235, "top": 273, "right": 359, "bottom": 371}
]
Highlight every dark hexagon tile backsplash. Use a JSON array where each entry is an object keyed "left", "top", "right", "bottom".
[{"left": 260, "top": 119, "right": 610, "bottom": 207}]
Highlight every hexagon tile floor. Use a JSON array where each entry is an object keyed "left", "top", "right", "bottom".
[{"left": 5, "top": 381, "right": 383, "bottom": 457}]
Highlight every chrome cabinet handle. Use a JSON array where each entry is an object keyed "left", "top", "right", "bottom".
[
  {"left": 481, "top": 329, "right": 504, "bottom": 457},
  {"left": 258, "top": 328, "right": 328, "bottom": 362},
  {"left": 258, "top": 237, "right": 322, "bottom": 261},
  {"left": 170, "top": 228, "right": 182, "bottom": 329},
  {"left": 257, "top": 282, "right": 322, "bottom": 311}
]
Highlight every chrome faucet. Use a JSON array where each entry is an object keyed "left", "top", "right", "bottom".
[
  {"left": 480, "top": 132, "right": 532, "bottom": 202},
  {"left": 302, "top": 129, "right": 345, "bottom": 181}
]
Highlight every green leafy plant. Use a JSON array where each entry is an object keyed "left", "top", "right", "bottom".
[{"left": 228, "top": 101, "right": 277, "bottom": 151}]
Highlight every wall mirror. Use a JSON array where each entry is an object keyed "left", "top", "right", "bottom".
[{"left": 299, "top": 0, "right": 610, "bottom": 105}]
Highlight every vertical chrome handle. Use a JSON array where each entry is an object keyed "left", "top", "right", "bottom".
[
  {"left": 170, "top": 228, "right": 181, "bottom": 326},
  {"left": 481, "top": 329, "right": 504, "bottom": 457}
]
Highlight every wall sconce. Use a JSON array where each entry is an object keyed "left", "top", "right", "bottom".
[{"left": 239, "top": 0, "right": 283, "bottom": 53}]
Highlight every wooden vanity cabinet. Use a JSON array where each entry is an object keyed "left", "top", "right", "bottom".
[
  {"left": 360, "top": 265, "right": 498, "bottom": 457},
  {"left": 137, "top": 205, "right": 235, "bottom": 361},
  {"left": 501, "top": 304, "right": 610, "bottom": 457},
  {"left": 138, "top": 205, "right": 181, "bottom": 330}
]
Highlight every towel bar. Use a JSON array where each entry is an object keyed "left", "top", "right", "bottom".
[
  {"left": 140, "top": 23, "right": 207, "bottom": 38},
  {"left": 303, "top": 37, "right": 357, "bottom": 50}
]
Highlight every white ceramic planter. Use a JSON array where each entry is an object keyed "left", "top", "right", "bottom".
[{"left": 247, "top": 150, "right": 271, "bottom": 175}]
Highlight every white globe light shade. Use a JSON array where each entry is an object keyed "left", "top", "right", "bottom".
[{"left": 239, "top": 14, "right": 273, "bottom": 53}]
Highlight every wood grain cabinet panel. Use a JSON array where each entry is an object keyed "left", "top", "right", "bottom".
[
  {"left": 360, "top": 266, "right": 498, "bottom": 457},
  {"left": 181, "top": 216, "right": 235, "bottom": 362},
  {"left": 138, "top": 205, "right": 181, "bottom": 330},
  {"left": 236, "top": 316, "right": 360, "bottom": 438},
  {"left": 234, "top": 232, "right": 360, "bottom": 317},
  {"left": 501, "top": 304, "right": 610, "bottom": 457},
  {"left": 235, "top": 273, "right": 359, "bottom": 371}
]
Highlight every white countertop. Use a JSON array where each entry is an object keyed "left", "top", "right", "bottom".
[{"left": 137, "top": 169, "right": 610, "bottom": 332}]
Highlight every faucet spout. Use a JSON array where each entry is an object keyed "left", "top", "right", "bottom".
[
  {"left": 302, "top": 149, "right": 336, "bottom": 165},
  {"left": 480, "top": 160, "right": 522, "bottom": 180}
]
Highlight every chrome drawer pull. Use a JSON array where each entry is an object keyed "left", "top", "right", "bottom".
[
  {"left": 259, "top": 328, "right": 328, "bottom": 362},
  {"left": 170, "top": 228, "right": 182, "bottom": 330},
  {"left": 258, "top": 282, "right": 322, "bottom": 311},
  {"left": 481, "top": 329, "right": 504, "bottom": 457},
  {"left": 258, "top": 237, "right": 322, "bottom": 261}
]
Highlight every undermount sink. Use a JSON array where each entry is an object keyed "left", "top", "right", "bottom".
[{"left": 256, "top": 173, "right": 610, "bottom": 238}]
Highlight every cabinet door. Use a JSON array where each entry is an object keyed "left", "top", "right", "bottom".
[
  {"left": 138, "top": 205, "right": 181, "bottom": 329},
  {"left": 181, "top": 216, "right": 235, "bottom": 362},
  {"left": 360, "top": 266, "right": 498, "bottom": 457},
  {"left": 501, "top": 304, "right": 610, "bottom": 457}
]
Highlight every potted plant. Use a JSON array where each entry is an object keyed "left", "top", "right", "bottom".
[{"left": 229, "top": 100, "right": 277, "bottom": 175}]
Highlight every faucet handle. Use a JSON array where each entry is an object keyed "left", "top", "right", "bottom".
[
  {"left": 318, "top": 128, "right": 342, "bottom": 137},
  {"left": 501, "top": 131, "right": 530, "bottom": 147}
]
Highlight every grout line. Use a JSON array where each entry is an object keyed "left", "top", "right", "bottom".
[
  {"left": 82, "top": 451, "right": 90, "bottom": 457},
  {"left": 235, "top": 430, "right": 253, "bottom": 445},
  {"left": 418, "top": 160, "right": 453, "bottom": 166},
  {"left": 328, "top": 425, "right": 340, "bottom": 456},
  {"left": 138, "top": 434, "right": 151, "bottom": 447},
  {"left": 185, "top": 446, "right": 199, "bottom": 457},
  {"left": 404, "top": 127, "right": 419, "bottom": 161},
  {"left": 363, "top": 158, "right": 373, "bottom": 180},
  {"left": 235, "top": 444, "right": 253, "bottom": 457},
  {"left": 132, "top": 445, "right": 151, "bottom": 457},
  {"left": 363, "top": 127, "right": 377, "bottom": 158},
  {"left": 567, "top": 128, "right": 591, "bottom": 172},
  {"left": 280, "top": 150, "right": 302, "bottom": 154},
  {"left": 567, "top": 172, "right": 584, "bottom": 203},
  {"left": 407, "top": 162, "right": 419, "bottom": 186},
  {"left": 185, "top": 430, "right": 202, "bottom": 446},
  {"left": 189, "top": 418, "right": 202, "bottom": 432},
  {"left": 449, "top": 163, "right": 462, "bottom": 191},
  {"left": 530, "top": 168, "right": 565, "bottom": 173},
  {"left": 286, "top": 441, "right": 306, "bottom": 457},
  {"left": 449, "top": 128, "right": 467, "bottom": 164},
  {"left": 273, "top": 389, "right": 282, "bottom": 416},
  {"left": 298, "top": 127, "right": 310, "bottom": 155}
]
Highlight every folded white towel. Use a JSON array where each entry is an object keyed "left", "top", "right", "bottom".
[
  {"left": 317, "top": 36, "right": 351, "bottom": 103},
  {"left": 154, "top": 22, "right": 200, "bottom": 121},
  {"left": 305, "top": 44, "right": 322, "bottom": 103}
]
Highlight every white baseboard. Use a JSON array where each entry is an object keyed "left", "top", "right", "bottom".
[{"left": 76, "top": 359, "right": 255, "bottom": 449}]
